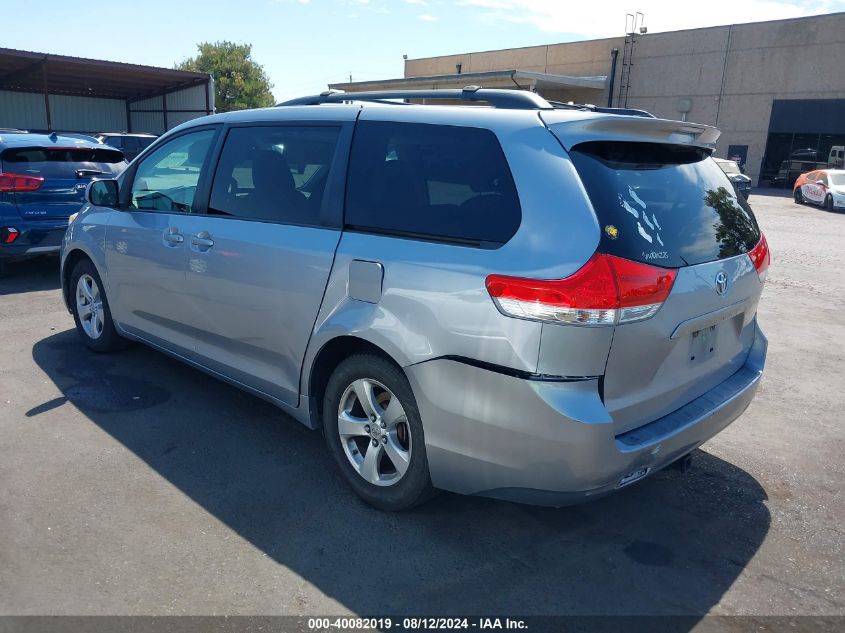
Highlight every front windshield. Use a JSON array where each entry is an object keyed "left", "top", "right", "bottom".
[{"left": 829, "top": 174, "right": 845, "bottom": 186}]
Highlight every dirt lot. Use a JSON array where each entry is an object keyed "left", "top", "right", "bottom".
[{"left": 0, "top": 190, "right": 843, "bottom": 620}]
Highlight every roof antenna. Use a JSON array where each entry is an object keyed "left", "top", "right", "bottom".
[{"left": 49, "top": 131, "right": 58, "bottom": 141}]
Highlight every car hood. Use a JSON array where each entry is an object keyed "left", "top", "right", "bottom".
[{"left": 830, "top": 184, "right": 845, "bottom": 195}]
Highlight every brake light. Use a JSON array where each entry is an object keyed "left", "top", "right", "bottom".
[
  {"left": 486, "top": 253, "right": 677, "bottom": 326},
  {"left": 0, "top": 173, "right": 44, "bottom": 192},
  {"left": 747, "top": 233, "right": 770, "bottom": 283}
]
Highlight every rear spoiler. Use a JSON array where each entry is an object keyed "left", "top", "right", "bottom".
[{"left": 540, "top": 111, "right": 720, "bottom": 151}]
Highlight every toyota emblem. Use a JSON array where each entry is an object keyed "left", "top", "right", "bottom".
[{"left": 714, "top": 271, "right": 728, "bottom": 295}]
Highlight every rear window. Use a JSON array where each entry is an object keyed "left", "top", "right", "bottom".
[
  {"left": 718, "top": 160, "right": 741, "bottom": 175},
  {"left": 345, "top": 121, "right": 521, "bottom": 246},
  {"left": 1, "top": 147, "right": 124, "bottom": 179},
  {"left": 570, "top": 142, "right": 760, "bottom": 267}
]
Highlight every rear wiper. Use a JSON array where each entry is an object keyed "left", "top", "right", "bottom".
[{"left": 76, "top": 169, "right": 110, "bottom": 178}]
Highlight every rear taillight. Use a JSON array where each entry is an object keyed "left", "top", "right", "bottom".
[
  {"left": 1, "top": 227, "right": 19, "bottom": 244},
  {"left": 747, "top": 233, "right": 770, "bottom": 282},
  {"left": 486, "top": 253, "right": 677, "bottom": 326},
  {"left": 0, "top": 173, "right": 44, "bottom": 192}
]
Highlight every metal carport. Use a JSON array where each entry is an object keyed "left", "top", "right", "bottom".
[{"left": 0, "top": 47, "right": 214, "bottom": 134}]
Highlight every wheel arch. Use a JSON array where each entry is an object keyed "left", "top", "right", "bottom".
[
  {"left": 61, "top": 248, "right": 97, "bottom": 312},
  {"left": 306, "top": 335, "right": 406, "bottom": 430}
]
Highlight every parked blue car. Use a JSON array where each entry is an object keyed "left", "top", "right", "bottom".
[{"left": 0, "top": 131, "right": 125, "bottom": 274}]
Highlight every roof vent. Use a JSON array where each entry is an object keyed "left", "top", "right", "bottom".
[{"left": 462, "top": 85, "right": 481, "bottom": 92}]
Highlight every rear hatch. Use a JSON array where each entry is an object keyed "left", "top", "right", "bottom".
[
  {"left": 544, "top": 117, "right": 766, "bottom": 432},
  {"left": 0, "top": 145, "right": 125, "bottom": 221}
]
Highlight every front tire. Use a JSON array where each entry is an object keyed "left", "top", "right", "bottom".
[
  {"left": 794, "top": 188, "right": 803, "bottom": 204},
  {"left": 69, "top": 258, "right": 126, "bottom": 353},
  {"left": 323, "top": 353, "right": 435, "bottom": 511},
  {"left": 825, "top": 195, "right": 834, "bottom": 211}
]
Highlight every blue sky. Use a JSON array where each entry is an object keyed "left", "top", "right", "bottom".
[{"left": 4, "top": 0, "right": 843, "bottom": 102}]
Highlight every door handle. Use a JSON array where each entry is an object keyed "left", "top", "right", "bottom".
[
  {"left": 163, "top": 228, "right": 184, "bottom": 245},
  {"left": 191, "top": 231, "right": 214, "bottom": 250}
]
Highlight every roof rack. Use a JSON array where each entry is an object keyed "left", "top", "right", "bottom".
[{"left": 278, "top": 87, "right": 554, "bottom": 110}]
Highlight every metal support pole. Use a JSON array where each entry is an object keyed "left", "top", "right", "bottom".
[
  {"left": 162, "top": 89, "right": 168, "bottom": 132},
  {"left": 607, "top": 48, "right": 619, "bottom": 108},
  {"left": 41, "top": 61, "right": 52, "bottom": 131}
]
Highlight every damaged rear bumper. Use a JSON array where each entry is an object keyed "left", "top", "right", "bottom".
[{"left": 405, "top": 323, "right": 767, "bottom": 506}]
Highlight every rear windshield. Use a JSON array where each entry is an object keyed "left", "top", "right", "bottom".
[
  {"left": 570, "top": 142, "right": 760, "bottom": 267},
  {"left": 1, "top": 147, "right": 125, "bottom": 179},
  {"left": 718, "top": 160, "right": 741, "bottom": 175}
]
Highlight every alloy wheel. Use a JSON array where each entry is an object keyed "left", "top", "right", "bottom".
[
  {"left": 337, "top": 378, "right": 412, "bottom": 487},
  {"left": 75, "top": 273, "right": 104, "bottom": 340}
]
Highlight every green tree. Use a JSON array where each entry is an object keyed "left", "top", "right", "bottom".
[
  {"left": 177, "top": 42, "right": 274, "bottom": 112},
  {"left": 704, "top": 186, "right": 758, "bottom": 258}
]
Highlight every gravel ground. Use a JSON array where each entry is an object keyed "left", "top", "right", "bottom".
[{"left": 0, "top": 189, "right": 842, "bottom": 620}]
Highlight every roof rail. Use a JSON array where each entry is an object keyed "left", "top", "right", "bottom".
[
  {"left": 278, "top": 87, "right": 554, "bottom": 110},
  {"left": 548, "top": 100, "right": 655, "bottom": 118}
]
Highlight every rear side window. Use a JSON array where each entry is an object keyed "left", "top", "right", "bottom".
[
  {"left": 209, "top": 125, "right": 341, "bottom": 226},
  {"left": 1, "top": 147, "right": 124, "bottom": 179},
  {"left": 570, "top": 142, "right": 760, "bottom": 267},
  {"left": 345, "top": 121, "right": 521, "bottom": 246}
]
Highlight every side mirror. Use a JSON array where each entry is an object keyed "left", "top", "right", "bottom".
[{"left": 87, "top": 179, "right": 119, "bottom": 207}]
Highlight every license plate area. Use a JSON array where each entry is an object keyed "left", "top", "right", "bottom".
[{"left": 688, "top": 324, "right": 718, "bottom": 364}]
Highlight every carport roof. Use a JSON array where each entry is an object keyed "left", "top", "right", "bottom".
[
  {"left": 329, "top": 69, "right": 607, "bottom": 92},
  {"left": 0, "top": 47, "right": 210, "bottom": 101}
]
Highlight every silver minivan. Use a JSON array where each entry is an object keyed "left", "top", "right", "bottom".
[{"left": 60, "top": 89, "right": 769, "bottom": 510}]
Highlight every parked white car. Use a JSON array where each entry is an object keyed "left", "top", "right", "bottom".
[{"left": 793, "top": 169, "right": 845, "bottom": 211}]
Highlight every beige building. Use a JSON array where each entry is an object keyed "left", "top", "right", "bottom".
[{"left": 330, "top": 12, "right": 845, "bottom": 186}]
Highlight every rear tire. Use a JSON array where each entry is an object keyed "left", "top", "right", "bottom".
[
  {"left": 793, "top": 188, "right": 803, "bottom": 204},
  {"left": 69, "top": 258, "right": 127, "bottom": 353},
  {"left": 323, "top": 353, "right": 436, "bottom": 511}
]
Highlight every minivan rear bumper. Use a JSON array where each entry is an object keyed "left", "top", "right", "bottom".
[{"left": 406, "top": 322, "right": 766, "bottom": 506}]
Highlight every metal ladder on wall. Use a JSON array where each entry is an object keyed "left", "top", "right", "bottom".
[{"left": 616, "top": 12, "right": 644, "bottom": 108}]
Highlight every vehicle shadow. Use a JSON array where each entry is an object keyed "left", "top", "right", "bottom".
[
  {"left": 32, "top": 330, "right": 771, "bottom": 619},
  {"left": 0, "top": 256, "right": 61, "bottom": 295}
]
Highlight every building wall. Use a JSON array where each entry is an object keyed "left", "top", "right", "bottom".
[
  {"left": 405, "top": 38, "right": 623, "bottom": 106},
  {"left": 1, "top": 81, "right": 212, "bottom": 136},
  {"left": 403, "top": 13, "right": 845, "bottom": 185},
  {"left": 50, "top": 94, "right": 126, "bottom": 132},
  {"left": 0, "top": 90, "right": 126, "bottom": 132},
  {"left": 128, "top": 83, "right": 212, "bottom": 135},
  {"left": 0, "top": 90, "right": 46, "bottom": 130}
]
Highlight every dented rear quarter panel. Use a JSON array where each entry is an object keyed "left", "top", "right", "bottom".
[{"left": 301, "top": 108, "right": 604, "bottom": 402}]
